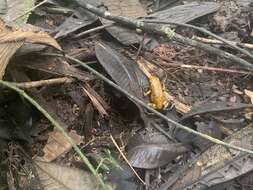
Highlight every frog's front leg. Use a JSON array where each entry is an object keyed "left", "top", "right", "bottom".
[
  {"left": 143, "top": 89, "right": 158, "bottom": 109},
  {"left": 144, "top": 89, "right": 151, "bottom": 96}
]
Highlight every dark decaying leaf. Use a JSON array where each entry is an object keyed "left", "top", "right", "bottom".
[
  {"left": 126, "top": 132, "right": 189, "bottom": 169},
  {"left": 145, "top": 2, "right": 220, "bottom": 24},
  {"left": 54, "top": 16, "right": 96, "bottom": 38},
  {"left": 151, "top": 0, "right": 179, "bottom": 12},
  {"left": 95, "top": 43, "right": 149, "bottom": 99},
  {"left": 108, "top": 163, "right": 137, "bottom": 190},
  {"left": 47, "top": 0, "right": 98, "bottom": 38},
  {"left": 0, "top": 98, "right": 32, "bottom": 142},
  {"left": 128, "top": 143, "right": 188, "bottom": 169},
  {"left": 22, "top": 59, "right": 93, "bottom": 82},
  {"left": 173, "top": 120, "right": 223, "bottom": 151},
  {"left": 223, "top": 170, "right": 253, "bottom": 190},
  {"left": 141, "top": 2, "right": 220, "bottom": 50},
  {"left": 127, "top": 131, "right": 170, "bottom": 149},
  {"left": 95, "top": 42, "right": 154, "bottom": 128},
  {"left": 171, "top": 123, "right": 253, "bottom": 190},
  {"left": 174, "top": 102, "right": 253, "bottom": 147},
  {"left": 100, "top": 0, "right": 147, "bottom": 45},
  {"left": 180, "top": 102, "right": 253, "bottom": 122}
]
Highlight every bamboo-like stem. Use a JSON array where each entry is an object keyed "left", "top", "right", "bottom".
[
  {"left": 73, "top": 1, "right": 253, "bottom": 70},
  {"left": 0, "top": 80, "right": 108, "bottom": 190},
  {"left": 192, "top": 36, "right": 253, "bottom": 50},
  {"left": 75, "top": 23, "right": 115, "bottom": 38},
  {"left": 142, "top": 20, "right": 253, "bottom": 60}
]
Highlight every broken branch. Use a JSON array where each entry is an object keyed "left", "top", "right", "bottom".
[
  {"left": 73, "top": 1, "right": 253, "bottom": 70},
  {"left": 193, "top": 36, "right": 253, "bottom": 50},
  {"left": 12, "top": 77, "right": 74, "bottom": 89},
  {"left": 142, "top": 20, "right": 253, "bottom": 60}
]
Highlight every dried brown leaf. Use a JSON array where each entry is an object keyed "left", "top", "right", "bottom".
[
  {"left": 0, "top": 41, "right": 23, "bottom": 78},
  {"left": 36, "top": 129, "right": 82, "bottom": 162},
  {"left": 0, "top": 18, "right": 61, "bottom": 79},
  {"left": 35, "top": 161, "right": 100, "bottom": 190},
  {"left": 0, "top": 30, "right": 62, "bottom": 50},
  {"left": 82, "top": 85, "right": 109, "bottom": 117}
]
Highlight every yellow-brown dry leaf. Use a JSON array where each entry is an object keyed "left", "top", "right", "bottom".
[
  {"left": 35, "top": 161, "right": 100, "bottom": 190},
  {"left": 0, "top": 41, "right": 23, "bottom": 79},
  {"left": 0, "top": 18, "right": 61, "bottom": 79},
  {"left": 245, "top": 89, "right": 253, "bottom": 104},
  {"left": 0, "top": 30, "right": 62, "bottom": 50},
  {"left": 35, "top": 129, "right": 82, "bottom": 162}
]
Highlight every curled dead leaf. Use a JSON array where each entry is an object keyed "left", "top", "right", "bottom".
[{"left": 0, "top": 18, "right": 61, "bottom": 79}]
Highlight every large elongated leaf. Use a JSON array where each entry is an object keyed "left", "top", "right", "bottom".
[
  {"left": 180, "top": 102, "right": 253, "bottom": 122},
  {"left": 95, "top": 42, "right": 153, "bottom": 123},
  {"left": 95, "top": 43, "right": 149, "bottom": 99},
  {"left": 126, "top": 132, "right": 189, "bottom": 169},
  {"left": 145, "top": 2, "right": 220, "bottom": 24},
  {"left": 128, "top": 143, "right": 188, "bottom": 169},
  {"left": 47, "top": 0, "right": 98, "bottom": 38}
]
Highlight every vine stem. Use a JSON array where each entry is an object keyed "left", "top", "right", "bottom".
[{"left": 0, "top": 80, "right": 108, "bottom": 190}]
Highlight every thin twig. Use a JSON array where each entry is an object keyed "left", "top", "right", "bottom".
[
  {"left": 45, "top": 52, "right": 253, "bottom": 155},
  {"left": 82, "top": 86, "right": 108, "bottom": 116},
  {"left": 110, "top": 135, "right": 146, "bottom": 185},
  {"left": 193, "top": 36, "right": 253, "bottom": 50},
  {"left": 10, "top": 0, "right": 48, "bottom": 23},
  {"left": 175, "top": 64, "right": 253, "bottom": 75},
  {"left": 135, "top": 34, "right": 146, "bottom": 60},
  {"left": 159, "top": 61, "right": 253, "bottom": 75},
  {"left": 142, "top": 20, "right": 253, "bottom": 60},
  {"left": 12, "top": 77, "right": 74, "bottom": 89},
  {"left": 0, "top": 80, "right": 108, "bottom": 190},
  {"left": 72, "top": 0, "right": 253, "bottom": 70},
  {"left": 74, "top": 23, "right": 115, "bottom": 38}
]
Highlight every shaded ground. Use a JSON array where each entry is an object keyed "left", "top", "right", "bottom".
[{"left": 1, "top": 0, "right": 253, "bottom": 190}]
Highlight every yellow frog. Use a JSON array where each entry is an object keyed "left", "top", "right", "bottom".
[{"left": 137, "top": 59, "right": 168, "bottom": 109}]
